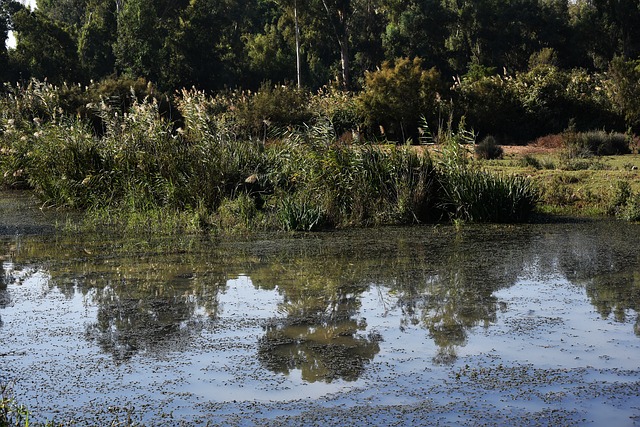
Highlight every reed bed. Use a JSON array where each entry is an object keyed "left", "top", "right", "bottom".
[{"left": 0, "top": 81, "right": 540, "bottom": 233}]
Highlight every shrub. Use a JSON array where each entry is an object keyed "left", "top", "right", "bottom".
[
  {"left": 518, "top": 155, "right": 542, "bottom": 169},
  {"left": 475, "top": 135, "right": 503, "bottom": 160},
  {"left": 620, "top": 194, "right": 640, "bottom": 222},
  {"left": 234, "top": 83, "right": 312, "bottom": 139},
  {"left": 359, "top": 57, "right": 445, "bottom": 143},
  {"left": 562, "top": 130, "right": 630, "bottom": 158},
  {"left": 608, "top": 180, "right": 632, "bottom": 215},
  {"left": 608, "top": 180, "right": 640, "bottom": 221},
  {"left": 453, "top": 73, "right": 528, "bottom": 143},
  {"left": 309, "top": 86, "right": 363, "bottom": 140}
]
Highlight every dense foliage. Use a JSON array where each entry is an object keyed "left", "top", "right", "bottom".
[
  {"left": 0, "top": 0, "right": 638, "bottom": 140},
  {"left": 0, "top": 82, "right": 540, "bottom": 230},
  {"left": 0, "top": 0, "right": 639, "bottom": 229}
]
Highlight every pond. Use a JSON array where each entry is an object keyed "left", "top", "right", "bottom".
[{"left": 1, "top": 192, "right": 639, "bottom": 426}]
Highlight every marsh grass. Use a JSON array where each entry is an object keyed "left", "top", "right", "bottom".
[
  {"left": 1, "top": 80, "right": 542, "bottom": 232},
  {"left": 439, "top": 166, "right": 539, "bottom": 222},
  {"left": 562, "top": 130, "right": 631, "bottom": 159},
  {"left": 1, "top": 382, "right": 30, "bottom": 427}
]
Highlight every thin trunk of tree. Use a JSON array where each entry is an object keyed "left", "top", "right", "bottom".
[
  {"left": 321, "top": 0, "right": 350, "bottom": 89},
  {"left": 294, "top": 0, "right": 301, "bottom": 87}
]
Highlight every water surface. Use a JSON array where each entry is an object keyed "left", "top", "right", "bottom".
[{"left": 1, "top": 195, "right": 639, "bottom": 425}]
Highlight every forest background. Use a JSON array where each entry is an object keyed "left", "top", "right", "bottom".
[{"left": 1, "top": 0, "right": 640, "bottom": 143}]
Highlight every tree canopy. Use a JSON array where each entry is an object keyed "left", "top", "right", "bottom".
[
  {"left": 0, "top": 0, "right": 636, "bottom": 90},
  {"left": 2, "top": 0, "right": 640, "bottom": 141}
]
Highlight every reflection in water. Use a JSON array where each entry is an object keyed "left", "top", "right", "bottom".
[
  {"left": 2, "top": 221, "right": 640, "bottom": 382},
  {"left": 249, "top": 252, "right": 389, "bottom": 380},
  {"left": 256, "top": 273, "right": 381, "bottom": 382}
]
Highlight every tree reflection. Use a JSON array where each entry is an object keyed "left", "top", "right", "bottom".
[
  {"left": 3, "top": 220, "right": 639, "bottom": 372},
  {"left": 8, "top": 235, "right": 228, "bottom": 362},
  {"left": 253, "top": 258, "right": 381, "bottom": 382},
  {"left": 553, "top": 222, "right": 640, "bottom": 336},
  {"left": 84, "top": 277, "right": 221, "bottom": 362},
  {"left": 388, "top": 229, "right": 529, "bottom": 364}
]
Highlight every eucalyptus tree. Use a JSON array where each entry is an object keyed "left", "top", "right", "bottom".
[
  {"left": 442, "top": 0, "right": 571, "bottom": 75},
  {"left": 381, "top": 0, "right": 453, "bottom": 73},
  {"left": 165, "top": 0, "right": 258, "bottom": 90},
  {"left": 37, "top": 0, "right": 87, "bottom": 26},
  {"left": 112, "top": 0, "right": 166, "bottom": 83},
  {"left": 244, "top": 0, "right": 299, "bottom": 86},
  {"left": 77, "top": 0, "right": 118, "bottom": 79},
  {"left": 0, "top": 0, "right": 17, "bottom": 81},
  {"left": 589, "top": 0, "right": 640, "bottom": 60}
]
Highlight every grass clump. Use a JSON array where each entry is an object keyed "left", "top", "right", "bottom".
[
  {"left": 475, "top": 135, "right": 503, "bottom": 160},
  {"left": 439, "top": 167, "right": 539, "bottom": 222},
  {"left": 1, "top": 382, "right": 30, "bottom": 427},
  {"left": 562, "top": 130, "right": 631, "bottom": 158}
]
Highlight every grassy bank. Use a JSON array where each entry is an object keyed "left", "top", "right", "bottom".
[
  {"left": 479, "top": 146, "right": 640, "bottom": 220},
  {"left": 0, "top": 81, "right": 541, "bottom": 234},
  {"left": 2, "top": 80, "right": 639, "bottom": 233}
]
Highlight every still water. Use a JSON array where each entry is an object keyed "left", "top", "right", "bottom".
[{"left": 0, "top": 195, "right": 639, "bottom": 426}]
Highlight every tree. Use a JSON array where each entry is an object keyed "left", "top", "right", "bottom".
[
  {"left": 382, "top": 0, "right": 452, "bottom": 73},
  {"left": 10, "top": 8, "right": 80, "bottom": 84},
  {"left": 359, "top": 57, "right": 445, "bottom": 143},
  {"left": 165, "top": 0, "right": 253, "bottom": 90},
  {"left": 77, "top": 0, "right": 118, "bottom": 79},
  {"left": 37, "top": 0, "right": 87, "bottom": 26},
  {"left": 442, "top": 0, "right": 571, "bottom": 75},
  {"left": 113, "top": 0, "right": 165, "bottom": 82},
  {"left": 607, "top": 57, "right": 640, "bottom": 131},
  {"left": 593, "top": 0, "right": 640, "bottom": 60}
]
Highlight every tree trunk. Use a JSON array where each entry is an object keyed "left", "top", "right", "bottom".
[{"left": 294, "top": 0, "right": 301, "bottom": 88}]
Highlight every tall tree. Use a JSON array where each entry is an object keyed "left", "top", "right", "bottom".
[
  {"left": 443, "top": 0, "right": 570, "bottom": 74},
  {"left": 10, "top": 8, "right": 80, "bottom": 83},
  {"left": 318, "top": 0, "right": 352, "bottom": 88},
  {"left": 0, "top": 0, "right": 16, "bottom": 80},
  {"left": 166, "top": 0, "right": 253, "bottom": 90},
  {"left": 593, "top": 0, "right": 640, "bottom": 60},
  {"left": 244, "top": 1, "right": 298, "bottom": 87},
  {"left": 382, "top": 0, "right": 452, "bottom": 72},
  {"left": 37, "top": 0, "right": 87, "bottom": 27},
  {"left": 113, "top": 0, "right": 164, "bottom": 82},
  {"left": 77, "top": 0, "right": 118, "bottom": 79}
]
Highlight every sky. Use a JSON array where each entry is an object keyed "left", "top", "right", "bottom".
[{"left": 6, "top": 0, "right": 38, "bottom": 49}]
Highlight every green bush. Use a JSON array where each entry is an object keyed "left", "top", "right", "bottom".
[
  {"left": 475, "top": 135, "right": 503, "bottom": 160},
  {"left": 453, "top": 73, "right": 528, "bottom": 143},
  {"left": 562, "top": 130, "right": 630, "bottom": 158},
  {"left": 620, "top": 194, "right": 640, "bottom": 222},
  {"left": 518, "top": 154, "right": 542, "bottom": 169},
  {"left": 359, "top": 57, "right": 445, "bottom": 143},
  {"left": 309, "top": 87, "right": 363, "bottom": 140},
  {"left": 234, "top": 83, "right": 313, "bottom": 139}
]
